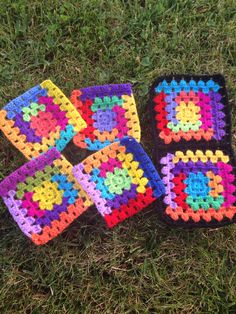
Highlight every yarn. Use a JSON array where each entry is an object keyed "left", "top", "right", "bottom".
[
  {"left": 70, "top": 84, "right": 141, "bottom": 150},
  {"left": 0, "top": 80, "right": 86, "bottom": 159},
  {"left": 149, "top": 74, "right": 236, "bottom": 227},
  {"left": 72, "top": 137, "right": 165, "bottom": 228},
  {"left": 150, "top": 75, "right": 227, "bottom": 144},
  {"left": 160, "top": 149, "right": 236, "bottom": 225},
  {"left": 0, "top": 148, "right": 93, "bottom": 245}
]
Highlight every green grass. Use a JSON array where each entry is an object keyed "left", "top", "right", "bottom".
[{"left": 0, "top": 0, "right": 236, "bottom": 313}]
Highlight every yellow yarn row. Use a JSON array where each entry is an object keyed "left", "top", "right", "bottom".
[
  {"left": 173, "top": 150, "right": 230, "bottom": 164},
  {"left": 40, "top": 80, "right": 87, "bottom": 132},
  {"left": 117, "top": 152, "right": 148, "bottom": 193},
  {"left": 122, "top": 94, "right": 141, "bottom": 142}
]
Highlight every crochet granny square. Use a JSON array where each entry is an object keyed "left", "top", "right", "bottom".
[
  {"left": 0, "top": 148, "right": 92, "bottom": 245},
  {"left": 0, "top": 80, "right": 86, "bottom": 159},
  {"left": 70, "top": 84, "right": 141, "bottom": 150},
  {"left": 149, "top": 75, "right": 230, "bottom": 145},
  {"left": 72, "top": 137, "right": 165, "bottom": 227},
  {"left": 160, "top": 149, "right": 236, "bottom": 227}
]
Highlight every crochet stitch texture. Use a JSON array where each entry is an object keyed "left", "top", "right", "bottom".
[
  {"left": 0, "top": 148, "right": 93, "bottom": 245},
  {"left": 150, "top": 75, "right": 229, "bottom": 145},
  {"left": 149, "top": 74, "right": 236, "bottom": 228},
  {"left": 72, "top": 137, "right": 165, "bottom": 228},
  {"left": 70, "top": 84, "right": 141, "bottom": 150},
  {"left": 0, "top": 80, "right": 86, "bottom": 159},
  {"left": 160, "top": 149, "right": 236, "bottom": 226}
]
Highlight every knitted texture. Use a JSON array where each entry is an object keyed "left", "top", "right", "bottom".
[
  {"left": 160, "top": 149, "right": 236, "bottom": 227},
  {"left": 149, "top": 75, "right": 230, "bottom": 145},
  {"left": 0, "top": 148, "right": 93, "bottom": 245},
  {"left": 70, "top": 84, "right": 141, "bottom": 150},
  {"left": 72, "top": 137, "right": 165, "bottom": 228},
  {"left": 0, "top": 80, "right": 86, "bottom": 159}
]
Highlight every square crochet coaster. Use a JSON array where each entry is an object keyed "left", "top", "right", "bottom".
[
  {"left": 0, "top": 80, "right": 86, "bottom": 159},
  {"left": 72, "top": 137, "right": 165, "bottom": 228},
  {"left": 70, "top": 84, "right": 141, "bottom": 150},
  {"left": 159, "top": 148, "right": 236, "bottom": 227},
  {"left": 149, "top": 74, "right": 230, "bottom": 146},
  {"left": 0, "top": 148, "right": 92, "bottom": 245}
]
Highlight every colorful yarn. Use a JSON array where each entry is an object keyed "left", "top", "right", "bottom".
[
  {"left": 70, "top": 84, "right": 141, "bottom": 150},
  {"left": 150, "top": 75, "right": 228, "bottom": 144},
  {"left": 0, "top": 80, "right": 86, "bottom": 159},
  {"left": 160, "top": 149, "right": 236, "bottom": 226},
  {"left": 72, "top": 137, "right": 165, "bottom": 228},
  {"left": 0, "top": 148, "right": 93, "bottom": 245}
]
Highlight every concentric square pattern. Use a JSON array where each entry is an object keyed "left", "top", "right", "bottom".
[
  {"left": 0, "top": 148, "right": 92, "bottom": 245},
  {"left": 160, "top": 149, "right": 236, "bottom": 226},
  {"left": 70, "top": 84, "right": 141, "bottom": 150},
  {"left": 152, "top": 76, "right": 227, "bottom": 144},
  {"left": 0, "top": 80, "right": 86, "bottom": 159},
  {"left": 73, "top": 137, "right": 165, "bottom": 227}
]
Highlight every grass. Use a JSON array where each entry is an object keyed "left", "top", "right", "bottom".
[{"left": 0, "top": 0, "right": 236, "bottom": 313}]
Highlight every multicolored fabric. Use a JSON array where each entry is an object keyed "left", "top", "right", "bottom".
[
  {"left": 72, "top": 137, "right": 165, "bottom": 228},
  {"left": 149, "top": 75, "right": 229, "bottom": 145},
  {"left": 0, "top": 148, "right": 92, "bottom": 245},
  {"left": 0, "top": 80, "right": 86, "bottom": 159},
  {"left": 160, "top": 149, "right": 236, "bottom": 227},
  {"left": 70, "top": 84, "right": 141, "bottom": 150}
]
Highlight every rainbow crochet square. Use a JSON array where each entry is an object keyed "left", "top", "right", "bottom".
[
  {"left": 150, "top": 75, "right": 229, "bottom": 145},
  {"left": 0, "top": 148, "right": 92, "bottom": 245},
  {"left": 72, "top": 137, "right": 165, "bottom": 227},
  {"left": 160, "top": 149, "right": 236, "bottom": 227},
  {"left": 70, "top": 84, "right": 141, "bottom": 150},
  {"left": 0, "top": 80, "right": 86, "bottom": 159}
]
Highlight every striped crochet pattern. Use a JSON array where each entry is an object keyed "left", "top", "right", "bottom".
[
  {"left": 0, "top": 148, "right": 92, "bottom": 245},
  {"left": 150, "top": 75, "right": 229, "bottom": 145},
  {"left": 70, "top": 84, "right": 141, "bottom": 150},
  {"left": 72, "top": 137, "right": 165, "bottom": 228},
  {"left": 0, "top": 80, "right": 86, "bottom": 159},
  {"left": 160, "top": 149, "right": 236, "bottom": 227}
]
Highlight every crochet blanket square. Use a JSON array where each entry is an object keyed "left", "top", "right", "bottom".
[
  {"left": 70, "top": 83, "right": 141, "bottom": 151},
  {"left": 159, "top": 148, "right": 236, "bottom": 227},
  {"left": 149, "top": 74, "right": 230, "bottom": 145},
  {"left": 0, "top": 80, "right": 86, "bottom": 159},
  {"left": 0, "top": 148, "right": 93, "bottom": 245},
  {"left": 72, "top": 137, "right": 165, "bottom": 228}
]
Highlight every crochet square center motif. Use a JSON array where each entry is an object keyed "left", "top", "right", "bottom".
[{"left": 92, "top": 108, "right": 116, "bottom": 132}]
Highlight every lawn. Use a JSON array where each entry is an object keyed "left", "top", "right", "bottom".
[{"left": 0, "top": 0, "right": 236, "bottom": 313}]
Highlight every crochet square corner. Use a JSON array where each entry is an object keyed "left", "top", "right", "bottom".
[
  {"left": 0, "top": 80, "right": 87, "bottom": 160},
  {"left": 149, "top": 75, "right": 230, "bottom": 145},
  {"left": 0, "top": 148, "right": 93, "bottom": 245},
  {"left": 160, "top": 149, "right": 236, "bottom": 227},
  {"left": 72, "top": 137, "right": 165, "bottom": 227},
  {"left": 70, "top": 84, "right": 141, "bottom": 151}
]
